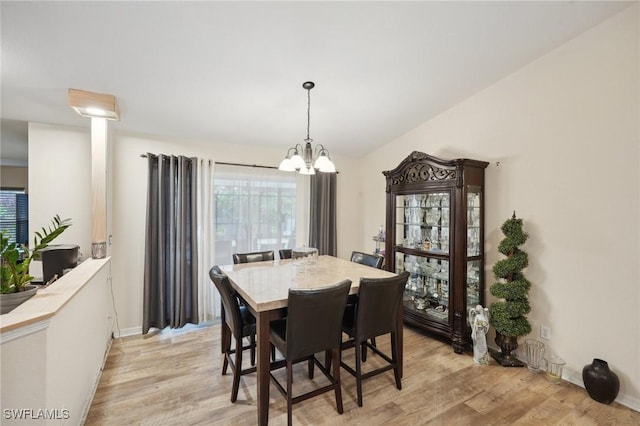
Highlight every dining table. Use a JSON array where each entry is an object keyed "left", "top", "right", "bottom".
[{"left": 221, "top": 255, "right": 399, "bottom": 426}]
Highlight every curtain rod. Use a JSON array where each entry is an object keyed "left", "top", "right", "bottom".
[
  {"left": 140, "top": 154, "right": 277, "bottom": 170},
  {"left": 139, "top": 155, "right": 338, "bottom": 173},
  {"left": 215, "top": 161, "right": 278, "bottom": 170}
]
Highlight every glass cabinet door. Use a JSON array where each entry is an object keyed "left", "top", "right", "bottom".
[
  {"left": 395, "top": 193, "right": 450, "bottom": 255},
  {"left": 397, "top": 252, "right": 450, "bottom": 324},
  {"left": 466, "top": 186, "right": 483, "bottom": 323},
  {"left": 466, "top": 259, "right": 481, "bottom": 314},
  {"left": 467, "top": 187, "right": 481, "bottom": 257}
]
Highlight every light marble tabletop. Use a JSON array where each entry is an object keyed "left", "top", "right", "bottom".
[{"left": 222, "top": 255, "right": 396, "bottom": 312}]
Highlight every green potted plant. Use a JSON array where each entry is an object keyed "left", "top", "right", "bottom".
[
  {"left": 489, "top": 211, "right": 531, "bottom": 367},
  {"left": 1, "top": 215, "right": 71, "bottom": 314}
]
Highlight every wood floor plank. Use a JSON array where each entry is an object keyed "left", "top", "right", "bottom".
[{"left": 86, "top": 324, "right": 640, "bottom": 425}]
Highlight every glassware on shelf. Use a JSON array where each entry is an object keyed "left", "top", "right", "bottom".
[
  {"left": 430, "top": 227, "right": 439, "bottom": 251},
  {"left": 441, "top": 208, "right": 450, "bottom": 226},
  {"left": 468, "top": 193, "right": 480, "bottom": 208},
  {"left": 440, "top": 235, "right": 449, "bottom": 253},
  {"left": 467, "top": 209, "right": 478, "bottom": 227},
  {"left": 467, "top": 228, "right": 480, "bottom": 256},
  {"left": 414, "top": 227, "right": 423, "bottom": 245},
  {"left": 422, "top": 236, "right": 431, "bottom": 251},
  {"left": 433, "top": 209, "right": 442, "bottom": 226}
]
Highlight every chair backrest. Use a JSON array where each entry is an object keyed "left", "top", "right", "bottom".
[
  {"left": 354, "top": 271, "right": 410, "bottom": 341},
  {"left": 285, "top": 280, "right": 352, "bottom": 361},
  {"left": 279, "top": 249, "right": 292, "bottom": 260},
  {"left": 209, "top": 266, "right": 244, "bottom": 339},
  {"left": 232, "top": 250, "right": 275, "bottom": 264},
  {"left": 350, "top": 251, "right": 384, "bottom": 269}
]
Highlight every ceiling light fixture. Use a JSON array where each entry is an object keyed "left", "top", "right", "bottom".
[
  {"left": 68, "top": 88, "right": 119, "bottom": 120},
  {"left": 279, "top": 81, "right": 336, "bottom": 175}
]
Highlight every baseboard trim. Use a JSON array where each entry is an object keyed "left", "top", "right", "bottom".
[
  {"left": 114, "top": 326, "right": 142, "bottom": 338},
  {"left": 488, "top": 343, "right": 639, "bottom": 412}
]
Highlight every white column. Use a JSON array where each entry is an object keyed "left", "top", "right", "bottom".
[{"left": 91, "top": 117, "right": 108, "bottom": 258}]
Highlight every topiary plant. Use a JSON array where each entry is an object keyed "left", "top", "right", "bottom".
[{"left": 489, "top": 211, "right": 531, "bottom": 366}]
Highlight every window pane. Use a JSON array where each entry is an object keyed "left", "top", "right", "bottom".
[
  {"left": 214, "top": 165, "right": 296, "bottom": 266},
  {"left": 0, "top": 189, "right": 28, "bottom": 245}
]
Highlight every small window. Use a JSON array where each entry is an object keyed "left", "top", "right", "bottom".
[{"left": 0, "top": 189, "right": 28, "bottom": 245}]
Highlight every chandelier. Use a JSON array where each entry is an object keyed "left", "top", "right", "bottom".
[{"left": 278, "top": 81, "right": 336, "bottom": 174}]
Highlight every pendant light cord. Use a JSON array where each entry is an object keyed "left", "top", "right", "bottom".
[{"left": 306, "top": 87, "right": 311, "bottom": 142}]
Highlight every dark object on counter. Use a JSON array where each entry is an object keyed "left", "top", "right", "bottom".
[{"left": 41, "top": 244, "right": 79, "bottom": 284}]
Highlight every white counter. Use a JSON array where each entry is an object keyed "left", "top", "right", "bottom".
[{"left": 0, "top": 257, "right": 113, "bottom": 425}]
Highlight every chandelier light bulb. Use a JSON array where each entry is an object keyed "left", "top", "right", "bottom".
[{"left": 278, "top": 157, "right": 296, "bottom": 172}]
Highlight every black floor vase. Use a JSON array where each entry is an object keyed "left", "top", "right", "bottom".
[{"left": 582, "top": 358, "right": 620, "bottom": 404}]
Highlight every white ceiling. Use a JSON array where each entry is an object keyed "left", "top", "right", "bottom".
[{"left": 0, "top": 1, "right": 632, "bottom": 164}]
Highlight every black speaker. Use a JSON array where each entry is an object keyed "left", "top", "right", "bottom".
[{"left": 41, "top": 244, "right": 79, "bottom": 285}]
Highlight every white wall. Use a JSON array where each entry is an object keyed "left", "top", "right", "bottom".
[
  {"left": 361, "top": 5, "right": 639, "bottom": 408},
  {"left": 110, "top": 131, "right": 361, "bottom": 334},
  {"left": 29, "top": 123, "right": 92, "bottom": 260}
]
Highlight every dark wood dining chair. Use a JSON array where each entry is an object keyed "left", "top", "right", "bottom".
[
  {"left": 269, "top": 280, "right": 352, "bottom": 426},
  {"left": 279, "top": 249, "right": 292, "bottom": 259},
  {"left": 232, "top": 250, "right": 275, "bottom": 264},
  {"left": 349, "top": 250, "right": 385, "bottom": 357},
  {"left": 350, "top": 250, "right": 384, "bottom": 269},
  {"left": 340, "top": 271, "right": 410, "bottom": 407},
  {"left": 209, "top": 266, "right": 257, "bottom": 402}
]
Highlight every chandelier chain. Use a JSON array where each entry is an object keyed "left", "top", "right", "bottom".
[{"left": 306, "top": 86, "right": 311, "bottom": 142}]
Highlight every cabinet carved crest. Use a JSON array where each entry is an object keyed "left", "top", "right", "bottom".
[{"left": 383, "top": 151, "right": 458, "bottom": 191}]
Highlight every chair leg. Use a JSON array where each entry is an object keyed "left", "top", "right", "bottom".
[
  {"left": 332, "top": 347, "right": 344, "bottom": 414},
  {"left": 286, "top": 360, "right": 294, "bottom": 426},
  {"left": 271, "top": 344, "right": 276, "bottom": 361},
  {"left": 249, "top": 335, "right": 256, "bottom": 366},
  {"left": 222, "top": 323, "right": 231, "bottom": 375},
  {"left": 222, "top": 354, "right": 229, "bottom": 376},
  {"left": 231, "top": 336, "right": 243, "bottom": 402},
  {"left": 324, "top": 349, "right": 332, "bottom": 371},
  {"left": 362, "top": 338, "right": 377, "bottom": 362},
  {"left": 391, "top": 332, "right": 402, "bottom": 390},
  {"left": 355, "top": 339, "right": 363, "bottom": 407},
  {"left": 308, "top": 357, "right": 315, "bottom": 379}
]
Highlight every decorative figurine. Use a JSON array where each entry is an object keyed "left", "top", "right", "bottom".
[{"left": 469, "top": 305, "right": 490, "bottom": 365}]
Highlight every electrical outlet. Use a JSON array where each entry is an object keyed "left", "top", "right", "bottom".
[{"left": 541, "top": 325, "right": 551, "bottom": 340}]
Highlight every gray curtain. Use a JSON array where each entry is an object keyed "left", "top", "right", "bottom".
[
  {"left": 143, "top": 154, "right": 199, "bottom": 334},
  {"left": 309, "top": 172, "right": 337, "bottom": 255}
]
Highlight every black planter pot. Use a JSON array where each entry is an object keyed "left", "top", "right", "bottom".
[
  {"left": 582, "top": 358, "right": 620, "bottom": 404},
  {"left": 490, "top": 331, "right": 524, "bottom": 367}
]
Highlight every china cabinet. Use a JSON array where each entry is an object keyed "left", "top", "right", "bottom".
[{"left": 383, "top": 152, "right": 489, "bottom": 353}]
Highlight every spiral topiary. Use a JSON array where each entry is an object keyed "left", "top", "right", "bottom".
[{"left": 489, "top": 212, "right": 531, "bottom": 337}]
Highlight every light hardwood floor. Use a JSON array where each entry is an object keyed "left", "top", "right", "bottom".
[{"left": 86, "top": 324, "right": 639, "bottom": 425}]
